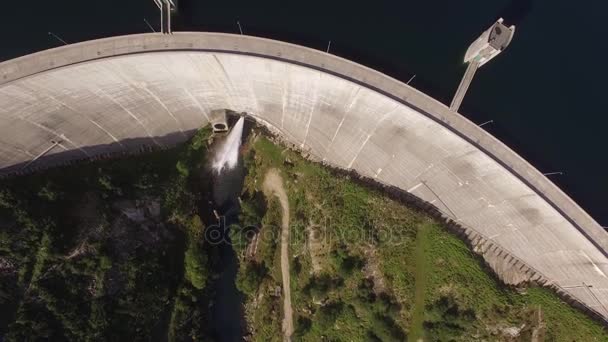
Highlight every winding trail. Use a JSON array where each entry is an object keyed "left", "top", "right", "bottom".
[{"left": 262, "top": 169, "right": 293, "bottom": 341}]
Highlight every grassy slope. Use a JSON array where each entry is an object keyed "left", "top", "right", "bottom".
[
  {"left": 237, "top": 134, "right": 608, "bottom": 341},
  {"left": 410, "top": 222, "right": 431, "bottom": 340}
]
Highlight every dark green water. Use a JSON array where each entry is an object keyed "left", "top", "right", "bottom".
[{"left": 2, "top": 0, "right": 606, "bottom": 224}]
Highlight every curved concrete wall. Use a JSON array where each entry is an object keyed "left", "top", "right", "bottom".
[{"left": 1, "top": 32, "right": 607, "bottom": 319}]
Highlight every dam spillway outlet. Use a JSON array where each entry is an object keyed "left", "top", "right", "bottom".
[{"left": 210, "top": 109, "right": 229, "bottom": 134}]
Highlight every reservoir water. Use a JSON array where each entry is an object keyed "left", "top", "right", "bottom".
[{"left": 1, "top": 0, "right": 606, "bottom": 224}]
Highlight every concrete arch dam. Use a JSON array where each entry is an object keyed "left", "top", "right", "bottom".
[{"left": 1, "top": 32, "right": 608, "bottom": 320}]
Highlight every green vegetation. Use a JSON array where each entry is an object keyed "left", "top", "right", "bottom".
[
  {"left": 0, "top": 128, "right": 216, "bottom": 340},
  {"left": 184, "top": 216, "right": 208, "bottom": 290},
  {"left": 233, "top": 133, "right": 608, "bottom": 341},
  {"left": 1, "top": 124, "right": 607, "bottom": 341},
  {"left": 410, "top": 222, "right": 431, "bottom": 340},
  {"left": 235, "top": 194, "right": 284, "bottom": 341}
]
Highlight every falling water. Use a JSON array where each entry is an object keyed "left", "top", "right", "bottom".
[
  {"left": 208, "top": 115, "right": 248, "bottom": 341},
  {"left": 212, "top": 116, "right": 245, "bottom": 174}
]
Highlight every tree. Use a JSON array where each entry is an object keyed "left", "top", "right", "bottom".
[
  {"left": 175, "top": 160, "right": 189, "bottom": 178},
  {"left": 38, "top": 182, "right": 60, "bottom": 201},
  {"left": 294, "top": 315, "right": 312, "bottom": 338},
  {"left": 236, "top": 262, "right": 267, "bottom": 296},
  {"left": 184, "top": 242, "right": 207, "bottom": 290}
]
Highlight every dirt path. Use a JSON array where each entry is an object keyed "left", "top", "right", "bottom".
[{"left": 263, "top": 169, "right": 293, "bottom": 341}]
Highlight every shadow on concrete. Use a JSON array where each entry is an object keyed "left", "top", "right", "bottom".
[{"left": 0, "top": 129, "right": 198, "bottom": 178}]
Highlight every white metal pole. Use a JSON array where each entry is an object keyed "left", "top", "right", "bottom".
[
  {"left": 166, "top": 0, "right": 171, "bottom": 34},
  {"left": 48, "top": 32, "right": 67, "bottom": 45},
  {"left": 542, "top": 172, "right": 564, "bottom": 176},
  {"left": 144, "top": 18, "right": 156, "bottom": 32}
]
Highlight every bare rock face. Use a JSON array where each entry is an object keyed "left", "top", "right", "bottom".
[
  {"left": 465, "top": 229, "right": 540, "bottom": 286},
  {"left": 144, "top": 200, "right": 161, "bottom": 219},
  {"left": 486, "top": 323, "right": 525, "bottom": 340},
  {"left": 113, "top": 200, "right": 145, "bottom": 223},
  {"left": 113, "top": 197, "right": 161, "bottom": 223},
  {"left": 480, "top": 245, "right": 534, "bottom": 286},
  {"left": 108, "top": 197, "right": 170, "bottom": 260},
  {"left": 0, "top": 257, "right": 15, "bottom": 274}
]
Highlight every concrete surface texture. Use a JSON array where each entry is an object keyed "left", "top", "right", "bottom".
[
  {"left": 449, "top": 60, "right": 479, "bottom": 112},
  {"left": 1, "top": 32, "right": 608, "bottom": 320}
]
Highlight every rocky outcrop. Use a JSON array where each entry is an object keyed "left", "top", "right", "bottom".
[
  {"left": 0, "top": 257, "right": 15, "bottom": 274},
  {"left": 113, "top": 198, "right": 161, "bottom": 223},
  {"left": 469, "top": 230, "right": 540, "bottom": 286}
]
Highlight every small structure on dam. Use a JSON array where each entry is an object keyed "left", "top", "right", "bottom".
[
  {"left": 450, "top": 18, "right": 516, "bottom": 112},
  {"left": 209, "top": 109, "right": 229, "bottom": 134},
  {"left": 464, "top": 18, "right": 516, "bottom": 67}
]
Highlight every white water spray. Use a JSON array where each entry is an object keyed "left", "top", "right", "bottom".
[{"left": 212, "top": 117, "right": 245, "bottom": 174}]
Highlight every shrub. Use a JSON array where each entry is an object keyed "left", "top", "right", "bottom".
[
  {"left": 184, "top": 242, "right": 208, "bottom": 290},
  {"left": 369, "top": 314, "right": 406, "bottom": 342},
  {"left": 294, "top": 315, "right": 312, "bottom": 337},
  {"left": 188, "top": 215, "right": 205, "bottom": 239},
  {"left": 236, "top": 262, "right": 267, "bottom": 296},
  {"left": 38, "top": 182, "right": 59, "bottom": 201},
  {"left": 315, "top": 301, "right": 345, "bottom": 329},
  {"left": 330, "top": 244, "right": 364, "bottom": 277},
  {"left": 99, "top": 255, "right": 112, "bottom": 271},
  {"left": 305, "top": 273, "right": 344, "bottom": 300},
  {"left": 175, "top": 160, "right": 189, "bottom": 178}
]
